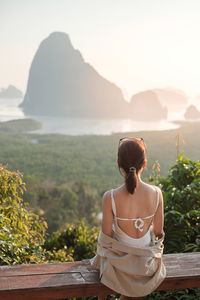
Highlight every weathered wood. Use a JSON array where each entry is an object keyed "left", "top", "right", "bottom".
[
  {"left": 0, "top": 252, "right": 200, "bottom": 300},
  {"left": 0, "top": 261, "right": 92, "bottom": 277}
]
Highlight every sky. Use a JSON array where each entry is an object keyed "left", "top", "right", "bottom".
[{"left": 1, "top": 0, "right": 200, "bottom": 100}]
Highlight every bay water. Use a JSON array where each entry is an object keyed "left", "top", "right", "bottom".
[{"left": 0, "top": 97, "right": 199, "bottom": 135}]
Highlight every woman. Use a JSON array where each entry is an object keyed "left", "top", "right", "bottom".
[{"left": 92, "top": 137, "right": 165, "bottom": 299}]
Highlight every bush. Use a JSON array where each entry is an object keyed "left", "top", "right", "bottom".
[
  {"left": 0, "top": 165, "right": 47, "bottom": 264},
  {"left": 44, "top": 220, "right": 99, "bottom": 261},
  {"left": 159, "top": 155, "right": 200, "bottom": 254},
  {"left": 146, "top": 155, "right": 200, "bottom": 299}
]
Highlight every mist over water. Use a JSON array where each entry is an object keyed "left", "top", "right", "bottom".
[
  {"left": 28, "top": 115, "right": 179, "bottom": 135},
  {"left": 0, "top": 98, "right": 24, "bottom": 121},
  {"left": 189, "top": 98, "right": 200, "bottom": 111},
  {"left": 0, "top": 97, "right": 199, "bottom": 135}
]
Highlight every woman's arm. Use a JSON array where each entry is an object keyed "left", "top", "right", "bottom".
[
  {"left": 152, "top": 187, "right": 164, "bottom": 238},
  {"left": 101, "top": 191, "right": 113, "bottom": 237}
]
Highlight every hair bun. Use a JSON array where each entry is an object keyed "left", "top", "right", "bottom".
[{"left": 129, "top": 166, "right": 136, "bottom": 173}]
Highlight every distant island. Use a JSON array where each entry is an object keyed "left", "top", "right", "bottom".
[
  {"left": 20, "top": 32, "right": 186, "bottom": 121},
  {"left": 153, "top": 88, "right": 188, "bottom": 111},
  {"left": 20, "top": 32, "right": 127, "bottom": 119},
  {"left": 184, "top": 105, "right": 200, "bottom": 120},
  {"left": 129, "top": 90, "right": 167, "bottom": 121},
  {"left": 0, "top": 85, "right": 23, "bottom": 98}
]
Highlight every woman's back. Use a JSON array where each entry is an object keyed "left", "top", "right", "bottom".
[
  {"left": 102, "top": 181, "right": 164, "bottom": 246},
  {"left": 112, "top": 182, "right": 160, "bottom": 240},
  {"left": 102, "top": 137, "right": 164, "bottom": 245},
  {"left": 99, "top": 137, "right": 165, "bottom": 299}
]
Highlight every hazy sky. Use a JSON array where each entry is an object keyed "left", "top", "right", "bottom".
[{"left": 1, "top": 0, "right": 200, "bottom": 100}]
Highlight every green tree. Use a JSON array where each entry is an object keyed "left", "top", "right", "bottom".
[
  {"left": 72, "top": 181, "right": 100, "bottom": 225},
  {"left": 44, "top": 221, "right": 99, "bottom": 261},
  {"left": 160, "top": 155, "right": 200, "bottom": 254},
  {"left": 0, "top": 165, "right": 47, "bottom": 265},
  {"left": 146, "top": 156, "right": 200, "bottom": 299},
  {"left": 0, "top": 165, "right": 73, "bottom": 264}
]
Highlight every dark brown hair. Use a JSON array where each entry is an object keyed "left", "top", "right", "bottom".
[{"left": 118, "top": 138, "right": 146, "bottom": 194}]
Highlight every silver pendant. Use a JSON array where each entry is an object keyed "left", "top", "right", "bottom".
[{"left": 134, "top": 218, "right": 144, "bottom": 232}]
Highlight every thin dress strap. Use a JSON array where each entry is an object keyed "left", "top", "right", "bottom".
[
  {"left": 111, "top": 189, "right": 117, "bottom": 216},
  {"left": 149, "top": 187, "right": 160, "bottom": 226},
  {"left": 154, "top": 186, "right": 160, "bottom": 213}
]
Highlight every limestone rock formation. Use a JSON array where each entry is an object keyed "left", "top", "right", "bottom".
[
  {"left": 153, "top": 88, "right": 188, "bottom": 111},
  {"left": 184, "top": 105, "right": 200, "bottom": 120},
  {"left": 129, "top": 90, "right": 168, "bottom": 121},
  {"left": 20, "top": 32, "right": 173, "bottom": 121},
  {"left": 0, "top": 85, "right": 23, "bottom": 98},
  {"left": 20, "top": 32, "right": 127, "bottom": 118}
]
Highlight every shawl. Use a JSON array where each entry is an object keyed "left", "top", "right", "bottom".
[{"left": 90, "top": 230, "right": 166, "bottom": 297}]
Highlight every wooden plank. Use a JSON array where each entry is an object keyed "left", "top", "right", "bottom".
[
  {"left": 0, "top": 254, "right": 198, "bottom": 280},
  {"left": 0, "top": 284, "right": 115, "bottom": 300},
  {"left": 158, "top": 276, "right": 200, "bottom": 291},
  {"left": 163, "top": 252, "right": 200, "bottom": 278},
  {"left": 1, "top": 253, "right": 200, "bottom": 279},
  {"left": 0, "top": 273, "right": 85, "bottom": 290},
  {"left": 0, "top": 260, "right": 93, "bottom": 277},
  {"left": 0, "top": 253, "right": 200, "bottom": 300}
]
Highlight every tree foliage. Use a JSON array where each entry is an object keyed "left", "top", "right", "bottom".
[
  {"left": 160, "top": 155, "right": 200, "bottom": 253},
  {"left": 0, "top": 165, "right": 47, "bottom": 264},
  {"left": 44, "top": 221, "right": 99, "bottom": 261},
  {"left": 0, "top": 165, "right": 76, "bottom": 264},
  {"left": 24, "top": 180, "right": 101, "bottom": 233},
  {"left": 1, "top": 154, "right": 200, "bottom": 298},
  {"left": 147, "top": 155, "right": 200, "bottom": 299}
]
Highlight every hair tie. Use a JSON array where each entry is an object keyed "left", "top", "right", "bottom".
[{"left": 129, "top": 166, "right": 136, "bottom": 173}]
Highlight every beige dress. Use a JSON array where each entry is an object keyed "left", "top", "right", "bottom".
[{"left": 91, "top": 230, "right": 166, "bottom": 297}]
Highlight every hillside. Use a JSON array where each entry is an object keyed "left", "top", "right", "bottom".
[{"left": 0, "top": 119, "right": 199, "bottom": 190}]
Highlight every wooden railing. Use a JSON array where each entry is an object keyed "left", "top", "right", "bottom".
[{"left": 0, "top": 252, "right": 200, "bottom": 300}]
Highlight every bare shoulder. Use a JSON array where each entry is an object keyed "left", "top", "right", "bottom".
[
  {"left": 143, "top": 182, "right": 162, "bottom": 193},
  {"left": 151, "top": 185, "right": 164, "bottom": 207},
  {"left": 153, "top": 185, "right": 163, "bottom": 197},
  {"left": 101, "top": 190, "right": 113, "bottom": 236},
  {"left": 102, "top": 190, "right": 112, "bottom": 208},
  {"left": 156, "top": 186, "right": 164, "bottom": 204},
  {"left": 141, "top": 183, "right": 163, "bottom": 203}
]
